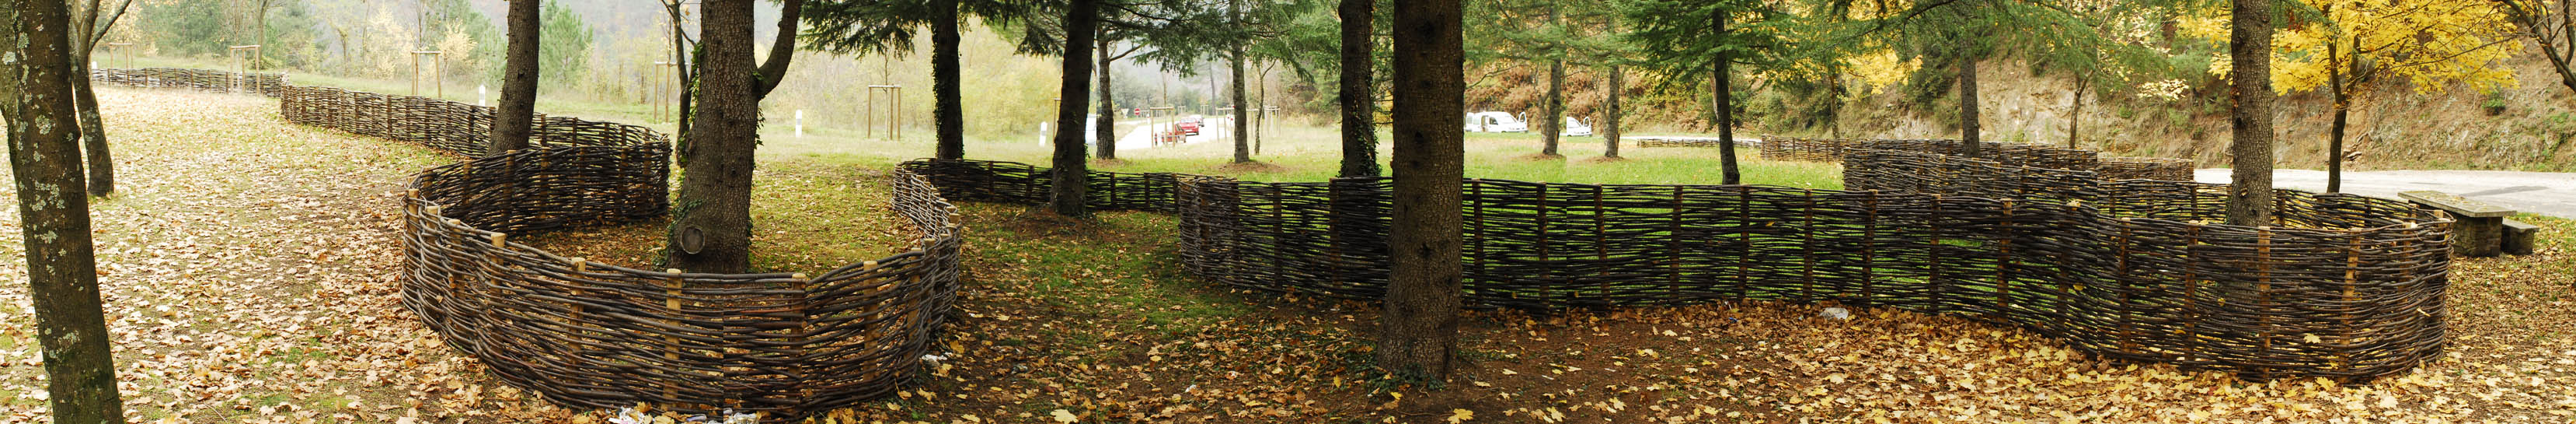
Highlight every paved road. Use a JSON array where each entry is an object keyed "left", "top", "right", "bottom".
[{"left": 2195, "top": 168, "right": 2576, "bottom": 219}]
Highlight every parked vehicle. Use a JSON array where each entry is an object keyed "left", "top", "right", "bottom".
[
  {"left": 1177, "top": 116, "right": 1204, "bottom": 135},
  {"left": 1561, "top": 117, "right": 1594, "bottom": 137},
  {"left": 1464, "top": 110, "right": 1528, "bottom": 132}
]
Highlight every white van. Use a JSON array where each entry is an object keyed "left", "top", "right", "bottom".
[
  {"left": 1561, "top": 117, "right": 1594, "bottom": 137},
  {"left": 1464, "top": 111, "right": 1528, "bottom": 133}
]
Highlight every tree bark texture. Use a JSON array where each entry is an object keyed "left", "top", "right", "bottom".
[
  {"left": 4, "top": 1, "right": 129, "bottom": 421},
  {"left": 2067, "top": 77, "right": 2086, "bottom": 149},
  {"left": 933, "top": 0, "right": 964, "bottom": 159},
  {"left": 1713, "top": 9, "right": 1739, "bottom": 185},
  {"left": 666, "top": 0, "right": 758, "bottom": 273},
  {"left": 2327, "top": 37, "right": 2351, "bottom": 194},
  {"left": 71, "top": 1, "right": 113, "bottom": 197},
  {"left": 1337, "top": 0, "right": 1379, "bottom": 177},
  {"left": 1957, "top": 55, "right": 1982, "bottom": 158},
  {"left": 1050, "top": 0, "right": 1100, "bottom": 217},
  {"left": 1096, "top": 30, "right": 1117, "bottom": 159},
  {"left": 1229, "top": 0, "right": 1252, "bottom": 163},
  {"left": 1603, "top": 65, "right": 1623, "bottom": 158},
  {"left": 1381, "top": 0, "right": 1464, "bottom": 382},
  {"left": 490, "top": 0, "right": 542, "bottom": 154},
  {"left": 2226, "top": 0, "right": 2277, "bottom": 226}
]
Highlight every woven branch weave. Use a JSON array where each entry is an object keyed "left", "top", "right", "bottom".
[
  {"left": 907, "top": 158, "right": 2451, "bottom": 381},
  {"left": 90, "top": 68, "right": 288, "bottom": 96},
  {"left": 1759, "top": 135, "right": 2197, "bottom": 181},
  {"left": 271, "top": 83, "right": 965, "bottom": 420}
]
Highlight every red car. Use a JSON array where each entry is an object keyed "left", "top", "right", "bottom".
[{"left": 1176, "top": 117, "right": 1203, "bottom": 135}]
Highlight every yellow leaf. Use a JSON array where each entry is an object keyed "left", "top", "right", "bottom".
[
  {"left": 1448, "top": 408, "right": 1475, "bottom": 423},
  {"left": 1051, "top": 409, "right": 1079, "bottom": 423}
]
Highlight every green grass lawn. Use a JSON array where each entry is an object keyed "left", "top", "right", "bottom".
[{"left": 761, "top": 121, "right": 1842, "bottom": 188}]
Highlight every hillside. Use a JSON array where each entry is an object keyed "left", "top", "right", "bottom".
[{"left": 1826, "top": 51, "right": 2576, "bottom": 172}]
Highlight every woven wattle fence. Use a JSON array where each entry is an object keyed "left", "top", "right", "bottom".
[
  {"left": 276, "top": 84, "right": 966, "bottom": 420},
  {"left": 90, "top": 68, "right": 287, "bottom": 96},
  {"left": 1761, "top": 135, "right": 2198, "bottom": 182},
  {"left": 897, "top": 159, "right": 1185, "bottom": 212},
  {"left": 908, "top": 158, "right": 2451, "bottom": 381}
]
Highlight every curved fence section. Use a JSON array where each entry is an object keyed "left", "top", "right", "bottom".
[
  {"left": 1759, "top": 135, "right": 2197, "bottom": 182},
  {"left": 914, "top": 158, "right": 2450, "bottom": 380},
  {"left": 90, "top": 68, "right": 287, "bottom": 96},
  {"left": 896, "top": 159, "right": 1184, "bottom": 212},
  {"left": 403, "top": 152, "right": 964, "bottom": 420}
]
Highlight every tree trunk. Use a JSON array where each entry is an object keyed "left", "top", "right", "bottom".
[
  {"left": 933, "top": 0, "right": 963, "bottom": 159},
  {"left": 2226, "top": 0, "right": 2277, "bottom": 226},
  {"left": 1381, "top": 0, "right": 1464, "bottom": 382},
  {"left": 751, "top": 0, "right": 802, "bottom": 97},
  {"left": 1713, "top": 9, "right": 1739, "bottom": 185},
  {"left": 489, "top": 0, "right": 541, "bottom": 154},
  {"left": 1229, "top": 0, "right": 1251, "bottom": 163},
  {"left": 1095, "top": 30, "right": 1116, "bottom": 159},
  {"left": 1828, "top": 71, "right": 1843, "bottom": 138},
  {"left": 2067, "top": 76, "right": 2086, "bottom": 149},
  {"left": 668, "top": 2, "right": 694, "bottom": 163},
  {"left": 2327, "top": 37, "right": 2349, "bottom": 193},
  {"left": 1337, "top": 0, "right": 1379, "bottom": 177},
  {"left": 1541, "top": 2, "right": 1563, "bottom": 156},
  {"left": 1603, "top": 65, "right": 1623, "bottom": 158},
  {"left": 71, "top": 0, "right": 113, "bottom": 197},
  {"left": 1050, "top": 0, "right": 1099, "bottom": 217},
  {"left": 4, "top": 1, "right": 128, "bottom": 420},
  {"left": 665, "top": 0, "right": 758, "bottom": 273},
  {"left": 1957, "top": 55, "right": 1981, "bottom": 158}
]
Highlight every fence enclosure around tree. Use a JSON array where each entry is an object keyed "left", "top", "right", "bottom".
[
  {"left": 270, "top": 84, "right": 966, "bottom": 421},
  {"left": 906, "top": 156, "right": 2451, "bottom": 381}
]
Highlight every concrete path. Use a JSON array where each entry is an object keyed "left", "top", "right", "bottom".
[{"left": 2195, "top": 168, "right": 2576, "bottom": 219}]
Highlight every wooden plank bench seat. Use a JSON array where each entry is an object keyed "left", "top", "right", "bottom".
[{"left": 2399, "top": 191, "right": 2516, "bottom": 257}]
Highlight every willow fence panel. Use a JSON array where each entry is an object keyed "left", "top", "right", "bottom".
[
  {"left": 1761, "top": 135, "right": 2195, "bottom": 181},
  {"left": 911, "top": 158, "right": 2450, "bottom": 381},
  {"left": 274, "top": 82, "right": 964, "bottom": 420},
  {"left": 90, "top": 68, "right": 286, "bottom": 96},
  {"left": 403, "top": 159, "right": 961, "bottom": 420}
]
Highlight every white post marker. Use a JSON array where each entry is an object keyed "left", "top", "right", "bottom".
[
  {"left": 1037, "top": 122, "right": 1050, "bottom": 145},
  {"left": 794, "top": 110, "right": 805, "bottom": 137},
  {"left": 477, "top": 84, "right": 488, "bottom": 107}
]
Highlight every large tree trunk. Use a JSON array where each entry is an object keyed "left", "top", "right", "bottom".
[
  {"left": 71, "top": 0, "right": 113, "bottom": 197},
  {"left": 1603, "top": 65, "right": 1623, "bottom": 158},
  {"left": 2327, "top": 38, "right": 2349, "bottom": 193},
  {"left": 1229, "top": 0, "right": 1251, "bottom": 163},
  {"left": 933, "top": 0, "right": 963, "bottom": 159},
  {"left": 1713, "top": 9, "right": 1739, "bottom": 185},
  {"left": 1957, "top": 55, "right": 1982, "bottom": 157},
  {"left": 2226, "top": 0, "right": 2276, "bottom": 226},
  {"left": 1381, "top": 0, "right": 1464, "bottom": 382},
  {"left": 4, "top": 1, "right": 128, "bottom": 421},
  {"left": 1096, "top": 30, "right": 1117, "bottom": 159},
  {"left": 1337, "top": 0, "right": 1379, "bottom": 177},
  {"left": 665, "top": 0, "right": 758, "bottom": 273},
  {"left": 489, "top": 0, "right": 542, "bottom": 154},
  {"left": 1050, "top": 0, "right": 1099, "bottom": 217},
  {"left": 1540, "top": 2, "right": 1563, "bottom": 156}
]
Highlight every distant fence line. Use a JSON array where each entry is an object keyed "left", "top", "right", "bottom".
[
  {"left": 1759, "top": 135, "right": 2198, "bottom": 181},
  {"left": 273, "top": 82, "right": 967, "bottom": 421},
  {"left": 908, "top": 158, "right": 2451, "bottom": 381},
  {"left": 90, "top": 68, "right": 287, "bottom": 97}
]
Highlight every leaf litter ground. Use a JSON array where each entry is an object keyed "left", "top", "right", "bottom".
[{"left": 1, "top": 89, "right": 2571, "bottom": 423}]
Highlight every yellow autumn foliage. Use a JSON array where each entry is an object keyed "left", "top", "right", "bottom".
[{"left": 2182, "top": 0, "right": 2520, "bottom": 95}]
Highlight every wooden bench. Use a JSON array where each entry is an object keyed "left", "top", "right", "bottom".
[
  {"left": 2504, "top": 219, "right": 2539, "bottom": 256},
  {"left": 2399, "top": 191, "right": 2515, "bottom": 257}
]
